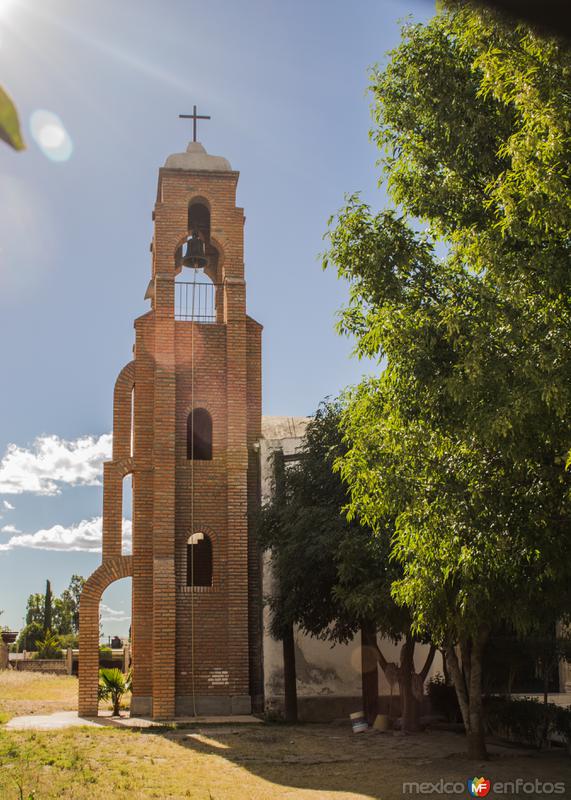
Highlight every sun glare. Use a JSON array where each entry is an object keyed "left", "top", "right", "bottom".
[
  {"left": 0, "top": 0, "right": 15, "bottom": 20},
  {"left": 37, "top": 123, "right": 66, "bottom": 149}
]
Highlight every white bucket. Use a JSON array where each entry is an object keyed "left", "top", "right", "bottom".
[{"left": 350, "top": 710, "right": 368, "bottom": 733}]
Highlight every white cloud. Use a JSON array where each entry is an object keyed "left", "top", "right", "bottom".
[
  {"left": 3, "top": 500, "right": 15, "bottom": 510},
  {"left": 0, "top": 516, "right": 132, "bottom": 553},
  {"left": 0, "top": 433, "right": 112, "bottom": 495},
  {"left": 100, "top": 603, "right": 131, "bottom": 623},
  {"left": 1, "top": 524, "right": 20, "bottom": 534}
]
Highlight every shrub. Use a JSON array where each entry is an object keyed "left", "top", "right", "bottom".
[
  {"left": 16, "top": 622, "right": 43, "bottom": 653},
  {"left": 35, "top": 631, "right": 62, "bottom": 660},
  {"left": 98, "top": 668, "right": 131, "bottom": 716},
  {"left": 426, "top": 673, "right": 461, "bottom": 722},
  {"left": 58, "top": 633, "right": 78, "bottom": 650},
  {"left": 98, "top": 645, "right": 112, "bottom": 658},
  {"left": 485, "top": 698, "right": 556, "bottom": 749},
  {"left": 554, "top": 706, "right": 571, "bottom": 746}
]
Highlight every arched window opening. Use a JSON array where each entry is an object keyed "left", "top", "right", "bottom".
[
  {"left": 122, "top": 473, "right": 133, "bottom": 557},
  {"left": 99, "top": 577, "right": 132, "bottom": 668},
  {"left": 187, "top": 532, "right": 213, "bottom": 587},
  {"left": 187, "top": 408, "right": 212, "bottom": 460},
  {"left": 188, "top": 202, "right": 210, "bottom": 243},
  {"left": 174, "top": 202, "right": 222, "bottom": 321},
  {"left": 130, "top": 387, "right": 135, "bottom": 457}
]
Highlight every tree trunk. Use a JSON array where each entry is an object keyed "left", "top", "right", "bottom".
[
  {"left": 283, "top": 622, "right": 298, "bottom": 723},
  {"left": 399, "top": 634, "right": 421, "bottom": 732},
  {"left": 360, "top": 620, "right": 379, "bottom": 725},
  {"left": 541, "top": 661, "right": 550, "bottom": 747},
  {"left": 446, "top": 632, "right": 489, "bottom": 760},
  {"left": 467, "top": 637, "right": 487, "bottom": 759},
  {"left": 441, "top": 649, "right": 450, "bottom": 685},
  {"left": 375, "top": 635, "right": 436, "bottom": 732}
]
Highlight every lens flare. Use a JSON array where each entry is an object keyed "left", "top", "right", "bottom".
[{"left": 30, "top": 109, "right": 73, "bottom": 162}]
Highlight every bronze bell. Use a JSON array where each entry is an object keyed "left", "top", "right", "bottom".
[{"left": 181, "top": 231, "right": 208, "bottom": 269}]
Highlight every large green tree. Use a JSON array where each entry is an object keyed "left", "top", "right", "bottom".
[
  {"left": 19, "top": 575, "right": 86, "bottom": 651},
  {"left": 258, "top": 400, "right": 435, "bottom": 729},
  {"left": 325, "top": 1, "right": 571, "bottom": 759},
  {"left": 25, "top": 593, "right": 44, "bottom": 627},
  {"left": 43, "top": 579, "right": 53, "bottom": 634},
  {"left": 59, "top": 575, "right": 85, "bottom": 635}
]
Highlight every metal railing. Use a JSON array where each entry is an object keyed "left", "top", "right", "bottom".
[{"left": 175, "top": 281, "right": 219, "bottom": 322}]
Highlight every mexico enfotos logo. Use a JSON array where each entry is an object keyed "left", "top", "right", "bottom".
[{"left": 402, "top": 776, "right": 566, "bottom": 795}]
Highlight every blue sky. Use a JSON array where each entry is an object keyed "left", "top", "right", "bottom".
[{"left": 0, "top": 0, "right": 434, "bottom": 637}]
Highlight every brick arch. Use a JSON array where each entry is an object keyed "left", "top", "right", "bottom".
[
  {"left": 78, "top": 555, "right": 132, "bottom": 717},
  {"left": 187, "top": 194, "right": 211, "bottom": 212},
  {"left": 113, "top": 361, "right": 135, "bottom": 461},
  {"left": 187, "top": 523, "right": 219, "bottom": 548},
  {"left": 173, "top": 231, "right": 226, "bottom": 264},
  {"left": 181, "top": 395, "right": 216, "bottom": 416},
  {"left": 116, "top": 457, "right": 134, "bottom": 477},
  {"left": 173, "top": 230, "right": 222, "bottom": 285}
]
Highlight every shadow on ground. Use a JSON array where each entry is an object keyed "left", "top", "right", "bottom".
[{"left": 139, "top": 723, "right": 571, "bottom": 800}]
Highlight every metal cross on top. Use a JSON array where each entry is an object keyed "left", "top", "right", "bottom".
[{"left": 179, "top": 105, "right": 211, "bottom": 142}]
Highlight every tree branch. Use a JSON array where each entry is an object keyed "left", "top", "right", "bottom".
[
  {"left": 419, "top": 643, "right": 437, "bottom": 681},
  {"left": 374, "top": 641, "right": 389, "bottom": 673}
]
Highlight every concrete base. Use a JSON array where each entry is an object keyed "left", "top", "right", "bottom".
[
  {"left": 130, "top": 696, "right": 152, "bottom": 716},
  {"left": 176, "top": 694, "right": 252, "bottom": 716},
  {"left": 132, "top": 694, "right": 252, "bottom": 718},
  {"left": 7, "top": 711, "right": 101, "bottom": 731}
]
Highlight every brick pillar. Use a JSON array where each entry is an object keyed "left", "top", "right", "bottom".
[
  {"left": 102, "top": 463, "right": 122, "bottom": 560},
  {"left": 130, "top": 320, "right": 155, "bottom": 715},
  {"left": 78, "top": 591, "right": 101, "bottom": 716},
  {"left": 151, "top": 290, "right": 177, "bottom": 718},
  {"left": 225, "top": 277, "right": 250, "bottom": 707},
  {"left": 246, "top": 319, "right": 263, "bottom": 710},
  {"left": 131, "top": 467, "right": 153, "bottom": 713}
]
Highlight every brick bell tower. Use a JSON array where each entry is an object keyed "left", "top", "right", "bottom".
[{"left": 79, "top": 125, "right": 263, "bottom": 719}]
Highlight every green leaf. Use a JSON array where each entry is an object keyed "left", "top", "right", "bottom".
[{"left": 0, "top": 85, "right": 25, "bottom": 151}]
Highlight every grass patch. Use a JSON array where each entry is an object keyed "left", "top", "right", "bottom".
[
  {"left": 1, "top": 722, "right": 571, "bottom": 800},
  {"left": 1, "top": 674, "right": 571, "bottom": 799},
  {"left": 0, "top": 671, "right": 77, "bottom": 703},
  {"left": 0, "top": 671, "right": 78, "bottom": 722},
  {"left": 0, "top": 671, "right": 128, "bottom": 718}
]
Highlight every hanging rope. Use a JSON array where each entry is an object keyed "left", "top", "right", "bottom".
[{"left": 190, "top": 266, "right": 197, "bottom": 717}]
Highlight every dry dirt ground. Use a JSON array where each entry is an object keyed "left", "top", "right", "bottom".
[
  {"left": 2, "top": 672, "right": 571, "bottom": 799},
  {"left": 0, "top": 671, "right": 79, "bottom": 722}
]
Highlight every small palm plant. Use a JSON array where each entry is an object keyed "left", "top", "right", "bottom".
[{"left": 98, "top": 668, "right": 131, "bottom": 716}]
